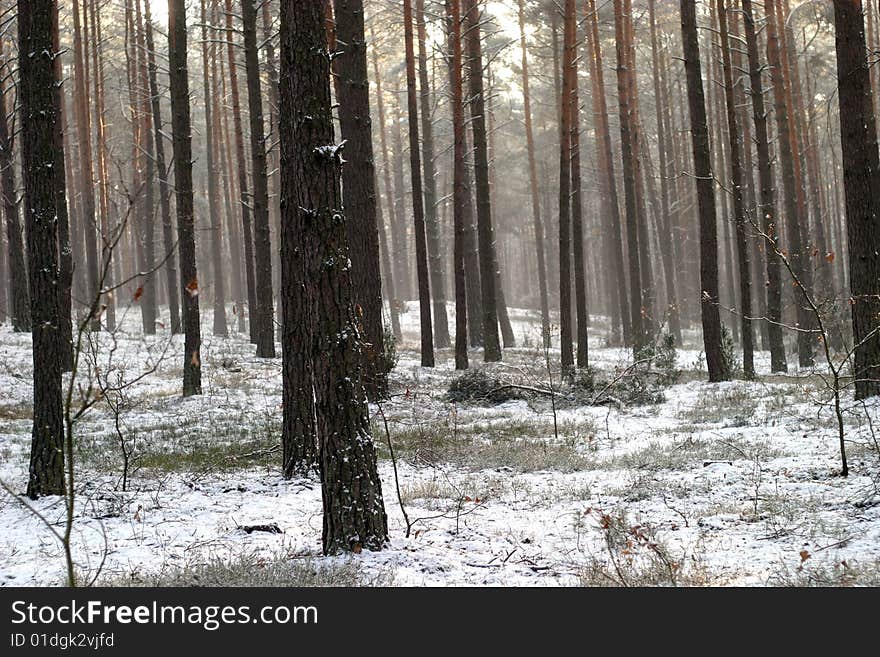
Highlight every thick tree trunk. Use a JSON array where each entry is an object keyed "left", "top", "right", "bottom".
[
  {"left": 403, "top": 0, "right": 435, "bottom": 367},
  {"left": 681, "top": 0, "right": 729, "bottom": 382},
  {"left": 558, "top": 0, "right": 575, "bottom": 375},
  {"left": 832, "top": 0, "right": 880, "bottom": 400},
  {"left": 168, "top": 0, "right": 202, "bottom": 396},
  {"left": 281, "top": 0, "right": 388, "bottom": 553},
  {"left": 20, "top": 0, "right": 65, "bottom": 498}
]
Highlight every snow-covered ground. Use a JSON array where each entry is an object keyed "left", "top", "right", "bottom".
[{"left": 1, "top": 302, "right": 879, "bottom": 586}]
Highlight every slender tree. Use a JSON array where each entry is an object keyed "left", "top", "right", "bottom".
[
  {"left": 403, "top": 0, "right": 435, "bottom": 367},
  {"left": 0, "top": 53, "right": 29, "bottom": 332},
  {"left": 416, "top": 0, "right": 451, "bottom": 349},
  {"left": 333, "top": 0, "right": 388, "bottom": 392},
  {"left": 614, "top": 0, "right": 646, "bottom": 355},
  {"left": 586, "top": 0, "right": 630, "bottom": 347},
  {"left": 224, "top": 0, "right": 258, "bottom": 343},
  {"left": 168, "top": 0, "right": 202, "bottom": 396},
  {"left": 199, "top": 0, "right": 227, "bottom": 336},
  {"left": 464, "top": 0, "right": 501, "bottom": 362},
  {"left": 717, "top": 0, "right": 754, "bottom": 377},
  {"left": 242, "top": 0, "right": 275, "bottom": 357},
  {"left": 448, "top": 0, "right": 469, "bottom": 370},
  {"left": 741, "top": 0, "right": 786, "bottom": 371},
  {"left": 144, "top": 0, "right": 181, "bottom": 333},
  {"left": 517, "top": 0, "right": 550, "bottom": 349},
  {"left": 681, "top": 0, "right": 729, "bottom": 382}
]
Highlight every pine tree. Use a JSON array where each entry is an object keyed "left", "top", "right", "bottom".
[{"left": 280, "top": 0, "right": 388, "bottom": 553}]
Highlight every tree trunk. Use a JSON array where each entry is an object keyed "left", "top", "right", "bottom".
[
  {"left": 717, "top": 0, "right": 754, "bottom": 377},
  {"left": 567, "top": 0, "right": 588, "bottom": 369},
  {"left": 334, "top": 0, "right": 389, "bottom": 392},
  {"left": 20, "top": 0, "right": 65, "bottom": 498},
  {"left": 586, "top": 0, "right": 630, "bottom": 347},
  {"left": 280, "top": 0, "right": 388, "bottom": 553},
  {"left": 168, "top": 0, "right": 202, "bottom": 396},
  {"left": 416, "top": 0, "right": 451, "bottom": 349},
  {"left": 463, "top": 0, "right": 501, "bottom": 362},
  {"left": 403, "top": 0, "right": 435, "bottom": 367},
  {"left": 0, "top": 56, "right": 29, "bottom": 332},
  {"left": 71, "top": 0, "right": 102, "bottom": 332},
  {"left": 517, "top": 0, "right": 550, "bottom": 349},
  {"left": 369, "top": 31, "right": 402, "bottom": 339},
  {"left": 448, "top": 0, "right": 469, "bottom": 370},
  {"left": 242, "top": 0, "right": 275, "bottom": 357},
  {"left": 681, "top": 0, "right": 729, "bottom": 382},
  {"left": 741, "top": 0, "right": 786, "bottom": 372},
  {"left": 832, "top": 0, "right": 880, "bottom": 399},
  {"left": 614, "top": 0, "right": 646, "bottom": 355},
  {"left": 199, "top": 0, "right": 227, "bottom": 337},
  {"left": 648, "top": 0, "right": 681, "bottom": 344},
  {"left": 224, "top": 0, "right": 257, "bottom": 343},
  {"left": 766, "top": 0, "right": 814, "bottom": 368},
  {"left": 144, "top": 0, "right": 181, "bottom": 334}
]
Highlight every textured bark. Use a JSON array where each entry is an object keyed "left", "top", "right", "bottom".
[
  {"left": 464, "top": 0, "right": 501, "bottom": 362},
  {"left": 20, "top": 0, "right": 65, "bottom": 498},
  {"left": 416, "top": 0, "right": 451, "bottom": 349},
  {"left": 832, "top": 0, "right": 880, "bottom": 399},
  {"left": 518, "top": 0, "right": 550, "bottom": 349},
  {"left": 0, "top": 58, "right": 29, "bottom": 332},
  {"left": 144, "top": 0, "right": 181, "bottom": 333},
  {"left": 586, "top": 0, "right": 630, "bottom": 346},
  {"left": 168, "top": 0, "right": 202, "bottom": 397},
  {"left": 280, "top": 0, "right": 388, "bottom": 553},
  {"left": 717, "top": 0, "right": 754, "bottom": 377},
  {"left": 224, "top": 0, "right": 257, "bottom": 343},
  {"left": 242, "top": 0, "right": 275, "bottom": 357},
  {"left": 741, "top": 0, "right": 786, "bottom": 372},
  {"left": 681, "top": 0, "right": 729, "bottom": 382},
  {"left": 403, "top": 0, "right": 435, "bottom": 367},
  {"left": 333, "top": 0, "right": 388, "bottom": 393},
  {"left": 448, "top": 0, "right": 469, "bottom": 370}
]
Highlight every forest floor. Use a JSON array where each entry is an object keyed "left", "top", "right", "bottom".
[{"left": 1, "top": 303, "right": 879, "bottom": 586}]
